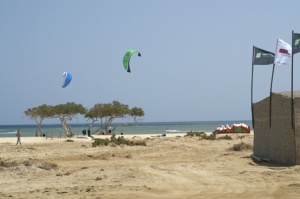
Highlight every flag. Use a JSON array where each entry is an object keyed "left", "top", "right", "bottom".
[
  {"left": 274, "top": 38, "right": 292, "bottom": 66},
  {"left": 293, "top": 32, "right": 300, "bottom": 55},
  {"left": 252, "top": 46, "right": 275, "bottom": 65}
]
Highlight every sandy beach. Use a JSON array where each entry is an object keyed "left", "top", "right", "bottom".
[{"left": 1, "top": 133, "right": 300, "bottom": 199}]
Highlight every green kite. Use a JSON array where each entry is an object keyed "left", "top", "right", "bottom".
[{"left": 123, "top": 49, "right": 141, "bottom": 73}]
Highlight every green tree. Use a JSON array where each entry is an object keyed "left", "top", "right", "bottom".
[
  {"left": 85, "top": 101, "right": 132, "bottom": 134},
  {"left": 130, "top": 107, "right": 145, "bottom": 126},
  {"left": 52, "top": 102, "right": 87, "bottom": 137},
  {"left": 24, "top": 104, "right": 54, "bottom": 137},
  {"left": 85, "top": 101, "right": 145, "bottom": 134}
]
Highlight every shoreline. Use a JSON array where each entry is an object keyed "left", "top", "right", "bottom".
[
  {"left": 0, "top": 133, "right": 188, "bottom": 144},
  {"left": 0, "top": 131, "right": 254, "bottom": 144}
]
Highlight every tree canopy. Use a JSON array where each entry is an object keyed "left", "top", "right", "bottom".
[
  {"left": 130, "top": 107, "right": 145, "bottom": 125},
  {"left": 52, "top": 102, "right": 87, "bottom": 137},
  {"left": 24, "top": 104, "right": 54, "bottom": 137},
  {"left": 24, "top": 102, "right": 87, "bottom": 137},
  {"left": 24, "top": 101, "right": 144, "bottom": 137},
  {"left": 85, "top": 101, "right": 144, "bottom": 134}
]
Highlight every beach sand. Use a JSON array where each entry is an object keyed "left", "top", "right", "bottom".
[{"left": 1, "top": 133, "right": 300, "bottom": 199}]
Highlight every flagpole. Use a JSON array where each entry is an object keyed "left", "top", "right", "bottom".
[
  {"left": 291, "top": 31, "right": 294, "bottom": 129},
  {"left": 251, "top": 46, "right": 255, "bottom": 129},
  {"left": 269, "top": 64, "right": 275, "bottom": 128},
  {"left": 292, "top": 31, "right": 296, "bottom": 164}
]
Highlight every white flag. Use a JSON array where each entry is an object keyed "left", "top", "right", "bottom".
[{"left": 274, "top": 38, "right": 292, "bottom": 66}]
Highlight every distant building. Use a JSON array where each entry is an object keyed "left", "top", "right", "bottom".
[{"left": 253, "top": 91, "right": 300, "bottom": 165}]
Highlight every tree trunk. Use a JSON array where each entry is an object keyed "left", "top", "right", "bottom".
[
  {"left": 60, "top": 117, "right": 69, "bottom": 137},
  {"left": 35, "top": 128, "right": 38, "bottom": 137},
  {"left": 38, "top": 120, "right": 43, "bottom": 137},
  {"left": 34, "top": 119, "right": 39, "bottom": 137}
]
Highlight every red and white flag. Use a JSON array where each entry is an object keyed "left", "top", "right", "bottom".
[{"left": 274, "top": 38, "right": 292, "bottom": 66}]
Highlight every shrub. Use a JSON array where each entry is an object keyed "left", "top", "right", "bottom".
[
  {"left": 92, "top": 138, "right": 110, "bottom": 147},
  {"left": 0, "top": 160, "right": 18, "bottom": 167},
  {"left": 217, "top": 135, "right": 232, "bottom": 140},
  {"left": 134, "top": 140, "right": 147, "bottom": 146},
  {"left": 200, "top": 133, "right": 216, "bottom": 140},
  {"left": 185, "top": 131, "right": 218, "bottom": 140},
  {"left": 66, "top": 139, "right": 74, "bottom": 142},
  {"left": 23, "top": 160, "right": 32, "bottom": 166},
  {"left": 237, "top": 135, "right": 245, "bottom": 140},
  {"left": 110, "top": 135, "right": 133, "bottom": 145},
  {"left": 232, "top": 142, "right": 252, "bottom": 151},
  {"left": 37, "top": 161, "right": 58, "bottom": 170},
  {"left": 185, "top": 131, "right": 206, "bottom": 137},
  {"left": 92, "top": 135, "right": 146, "bottom": 147}
]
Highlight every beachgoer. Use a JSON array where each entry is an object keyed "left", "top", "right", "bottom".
[
  {"left": 108, "top": 126, "right": 112, "bottom": 134},
  {"left": 16, "top": 129, "right": 21, "bottom": 145}
]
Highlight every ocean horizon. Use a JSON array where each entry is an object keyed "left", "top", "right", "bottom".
[{"left": 0, "top": 120, "right": 252, "bottom": 138}]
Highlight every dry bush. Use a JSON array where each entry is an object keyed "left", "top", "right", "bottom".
[
  {"left": 217, "top": 135, "right": 233, "bottom": 140},
  {"left": 133, "top": 140, "right": 147, "bottom": 146},
  {"left": 185, "top": 131, "right": 206, "bottom": 137},
  {"left": 37, "top": 161, "right": 58, "bottom": 170},
  {"left": 232, "top": 142, "right": 252, "bottom": 151},
  {"left": 200, "top": 134, "right": 216, "bottom": 140},
  {"left": 23, "top": 160, "right": 32, "bottom": 166},
  {"left": 0, "top": 160, "right": 18, "bottom": 168},
  {"left": 185, "top": 131, "right": 217, "bottom": 140}
]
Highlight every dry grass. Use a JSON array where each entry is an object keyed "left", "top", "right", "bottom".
[
  {"left": 0, "top": 159, "right": 58, "bottom": 170},
  {"left": 232, "top": 142, "right": 252, "bottom": 151}
]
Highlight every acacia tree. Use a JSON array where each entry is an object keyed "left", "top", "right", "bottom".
[
  {"left": 84, "top": 103, "right": 106, "bottom": 132},
  {"left": 24, "top": 104, "right": 54, "bottom": 137},
  {"left": 53, "top": 102, "right": 87, "bottom": 137},
  {"left": 85, "top": 101, "right": 129, "bottom": 134},
  {"left": 130, "top": 107, "right": 145, "bottom": 126},
  {"left": 85, "top": 100, "right": 144, "bottom": 134}
]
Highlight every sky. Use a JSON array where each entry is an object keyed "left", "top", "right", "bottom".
[{"left": 1, "top": 0, "right": 300, "bottom": 125}]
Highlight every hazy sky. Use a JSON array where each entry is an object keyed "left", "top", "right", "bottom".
[{"left": 1, "top": 0, "right": 300, "bottom": 125}]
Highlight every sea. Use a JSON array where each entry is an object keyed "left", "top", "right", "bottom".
[{"left": 0, "top": 120, "right": 252, "bottom": 138}]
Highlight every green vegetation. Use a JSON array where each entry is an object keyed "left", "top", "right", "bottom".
[
  {"left": 65, "top": 139, "right": 74, "bottom": 142},
  {"left": 24, "top": 104, "right": 56, "bottom": 137},
  {"left": 185, "top": 131, "right": 206, "bottom": 137},
  {"left": 185, "top": 131, "right": 252, "bottom": 151},
  {"left": 185, "top": 131, "right": 216, "bottom": 140},
  {"left": 200, "top": 133, "right": 216, "bottom": 140},
  {"left": 24, "top": 102, "right": 87, "bottom": 137},
  {"left": 92, "top": 135, "right": 146, "bottom": 147},
  {"left": 24, "top": 100, "right": 145, "bottom": 137},
  {"left": 85, "top": 101, "right": 144, "bottom": 134}
]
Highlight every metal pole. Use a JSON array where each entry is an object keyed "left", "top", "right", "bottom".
[
  {"left": 269, "top": 64, "right": 275, "bottom": 128},
  {"left": 251, "top": 46, "right": 255, "bottom": 129},
  {"left": 292, "top": 31, "right": 294, "bottom": 129}
]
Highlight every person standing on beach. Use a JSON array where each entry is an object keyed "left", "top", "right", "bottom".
[{"left": 16, "top": 129, "right": 21, "bottom": 145}]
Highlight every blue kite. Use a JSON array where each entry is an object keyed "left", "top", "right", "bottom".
[{"left": 62, "top": 72, "right": 72, "bottom": 88}]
